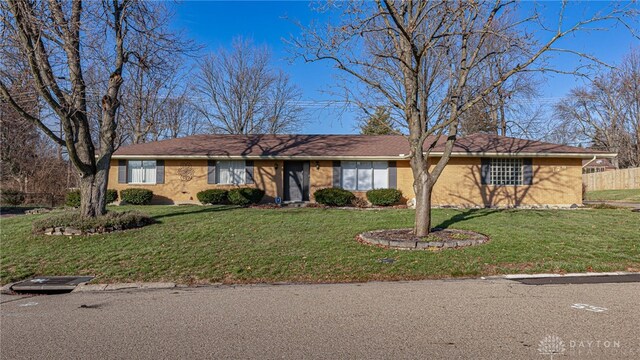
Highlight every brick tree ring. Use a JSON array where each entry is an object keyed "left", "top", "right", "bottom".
[{"left": 357, "top": 228, "right": 489, "bottom": 250}]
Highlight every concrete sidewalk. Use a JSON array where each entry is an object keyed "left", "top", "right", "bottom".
[{"left": 583, "top": 200, "right": 640, "bottom": 208}]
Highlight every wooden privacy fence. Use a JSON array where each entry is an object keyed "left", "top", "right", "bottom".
[{"left": 583, "top": 167, "right": 640, "bottom": 191}]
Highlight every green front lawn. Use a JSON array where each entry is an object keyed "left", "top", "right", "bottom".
[
  {"left": 1, "top": 206, "right": 638, "bottom": 285},
  {"left": 585, "top": 189, "right": 640, "bottom": 203}
]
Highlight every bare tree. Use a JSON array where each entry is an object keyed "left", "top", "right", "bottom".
[
  {"left": 157, "top": 93, "right": 203, "bottom": 140},
  {"left": 554, "top": 48, "right": 640, "bottom": 168},
  {"left": 0, "top": 0, "right": 186, "bottom": 217},
  {"left": 292, "top": 1, "right": 638, "bottom": 236},
  {"left": 1, "top": 73, "right": 40, "bottom": 191},
  {"left": 0, "top": 71, "right": 73, "bottom": 198},
  {"left": 117, "top": 27, "right": 197, "bottom": 144},
  {"left": 457, "top": 26, "right": 541, "bottom": 137},
  {"left": 193, "top": 37, "right": 304, "bottom": 134}
]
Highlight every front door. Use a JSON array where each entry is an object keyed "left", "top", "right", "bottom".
[{"left": 284, "top": 161, "right": 310, "bottom": 202}]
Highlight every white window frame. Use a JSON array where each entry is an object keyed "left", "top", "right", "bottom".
[
  {"left": 490, "top": 158, "right": 523, "bottom": 186},
  {"left": 127, "top": 160, "right": 157, "bottom": 184},
  {"left": 216, "top": 160, "right": 246, "bottom": 185},
  {"left": 342, "top": 161, "right": 388, "bottom": 191}
]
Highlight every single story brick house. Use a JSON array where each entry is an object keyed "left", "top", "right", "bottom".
[{"left": 109, "top": 133, "right": 615, "bottom": 207}]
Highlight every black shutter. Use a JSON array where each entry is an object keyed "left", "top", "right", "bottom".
[
  {"left": 481, "top": 158, "right": 491, "bottom": 185},
  {"left": 332, "top": 161, "right": 341, "bottom": 188},
  {"left": 118, "top": 160, "right": 127, "bottom": 184},
  {"left": 207, "top": 160, "right": 216, "bottom": 184},
  {"left": 388, "top": 161, "right": 397, "bottom": 189},
  {"left": 156, "top": 160, "right": 165, "bottom": 184},
  {"left": 523, "top": 158, "right": 533, "bottom": 185},
  {"left": 245, "top": 160, "right": 254, "bottom": 184}
]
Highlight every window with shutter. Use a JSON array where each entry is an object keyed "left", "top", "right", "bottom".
[
  {"left": 341, "top": 161, "right": 389, "bottom": 190},
  {"left": 127, "top": 160, "right": 157, "bottom": 184}
]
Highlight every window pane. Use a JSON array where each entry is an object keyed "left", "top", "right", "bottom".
[
  {"left": 342, "top": 161, "right": 357, "bottom": 190},
  {"left": 357, "top": 161, "right": 372, "bottom": 190},
  {"left": 127, "top": 161, "right": 140, "bottom": 183},
  {"left": 218, "top": 162, "right": 231, "bottom": 184},
  {"left": 231, "top": 160, "right": 245, "bottom": 185},
  {"left": 127, "top": 160, "right": 156, "bottom": 183},
  {"left": 372, "top": 161, "right": 388, "bottom": 189},
  {"left": 143, "top": 161, "right": 156, "bottom": 183},
  {"left": 490, "top": 158, "right": 522, "bottom": 186},
  {"left": 217, "top": 160, "right": 246, "bottom": 184}
]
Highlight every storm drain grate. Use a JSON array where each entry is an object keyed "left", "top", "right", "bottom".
[{"left": 11, "top": 276, "right": 94, "bottom": 293}]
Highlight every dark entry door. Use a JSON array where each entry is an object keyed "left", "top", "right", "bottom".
[{"left": 284, "top": 161, "right": 310, "bottom": 202}]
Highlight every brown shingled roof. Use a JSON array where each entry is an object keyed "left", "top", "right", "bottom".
[{"left": 112, "top": 133, "right": 615, "bottom": 159}]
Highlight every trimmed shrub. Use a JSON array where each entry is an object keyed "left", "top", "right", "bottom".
[
  {"left": 1, "top": 189, "right": 26, "bottom": 206},
  {"left": 227, "top": 188, "right": 265, "bottom": 206},
  {"left": 65, "top": 190, "right": 81, "bottom": 207},
  {"left": 32, "top": 210, "right": 155, "bottom": 234},
  {"left": 313, "top": 188, "right": 355, "bottom": 207},
  {"left": 120, "top": 188, "right": 154, "bottom": 205},
  {"left": 197, "top": 189, "right": 228, "bottom": 205},
  {"left": 106, "top": 189, "right": 118, "bottom": 204},
  {"left": 66, "top": 189, "right": 118, "bottom": 207},
  {"left": 366, "top": 189, "right": 402, "bottom": 206}
]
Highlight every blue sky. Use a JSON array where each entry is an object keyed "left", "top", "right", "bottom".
[{"left": 172, "top": 1, "right": 639, "bottom": 135}]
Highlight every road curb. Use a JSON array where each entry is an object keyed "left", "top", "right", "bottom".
[
  {"left": 0, "top": 282, "right": 18, "bottom": 295},
  {"left": 72, "top": 282, "right": 177, "bottom": 292},
  {"left": 498, "top": 271, "right": 639, "bottom": 280}
]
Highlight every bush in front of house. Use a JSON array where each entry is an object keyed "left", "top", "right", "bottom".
[
  {"left": 366, "top": 189, "right": 402, "bottom": 206},
  {"left": 0, "top": 189, "right": 26, "bottom": 206},
  {"left": 120, "top": 188, "right": 154, "bottom": 205},
  {"left": 32, "top": 210, "right": 155, "bottom": 234},
  {"left": 313, "top": 188, "right": 355, "bottom": 207},
  {"left": 197, "top": 189, "right": 229, "bottom": 205},
  {"left": 227, "top": 188, "right": 265, "bottom": 206},
  {"left": 66, "top": 189, "right": 118, "bottom": 207}
]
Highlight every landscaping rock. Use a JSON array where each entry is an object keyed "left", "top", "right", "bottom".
[
  {"left": 63, "top": 227, "right": 82, "bottom": 236},
  {"left": 390, "top": 240, "right": 417, "bottom": 249},
  {"left": 456, "top": 240, "right": 472, "bottom": 247},
  {"left": 416, "top": 241, "right": 436, "bottom": 249},
  {"left": 25, "top": 208, "right": 51, "bottom": 215}
]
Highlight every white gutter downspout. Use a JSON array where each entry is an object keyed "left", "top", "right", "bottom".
[{"left": 582, "top": 155, "right": 597, "bottom": 169}]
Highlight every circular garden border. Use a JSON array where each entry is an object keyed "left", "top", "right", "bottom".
[{"left": 357, "top": 228, "right": 489, "bottom": 250}]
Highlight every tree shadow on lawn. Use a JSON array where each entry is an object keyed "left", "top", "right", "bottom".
[
  {"left": 434, "top": 209, "right": 498, "bottom": 229},
  {"left": 152, "top": 205, "right": 239, "bottom": 221},
  {"left": 433, "top": 208, "right": 554, "bottom": 229}
]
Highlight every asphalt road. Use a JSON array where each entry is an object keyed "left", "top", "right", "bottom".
[{"left": 1, "top": 279, "right": 639, "bottom": 359}]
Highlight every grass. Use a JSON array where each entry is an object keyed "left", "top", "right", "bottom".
[
  {"left": 585, "top": 189, "right": 640, "bottom": 203},
  {"left": 1, "top": 206, "right": 639, "bottom": 285}
]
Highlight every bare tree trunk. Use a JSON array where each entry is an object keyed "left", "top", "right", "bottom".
[
  {"left": 413, "top": 168, "right": 433, "bottom": 237},
  {"left": 79, "top": 168, "right": 107, "bottom": 217}
]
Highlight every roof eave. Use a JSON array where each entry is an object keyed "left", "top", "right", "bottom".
[{"left": 111, "top": 152, "right": 617, "bottom": 160}]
